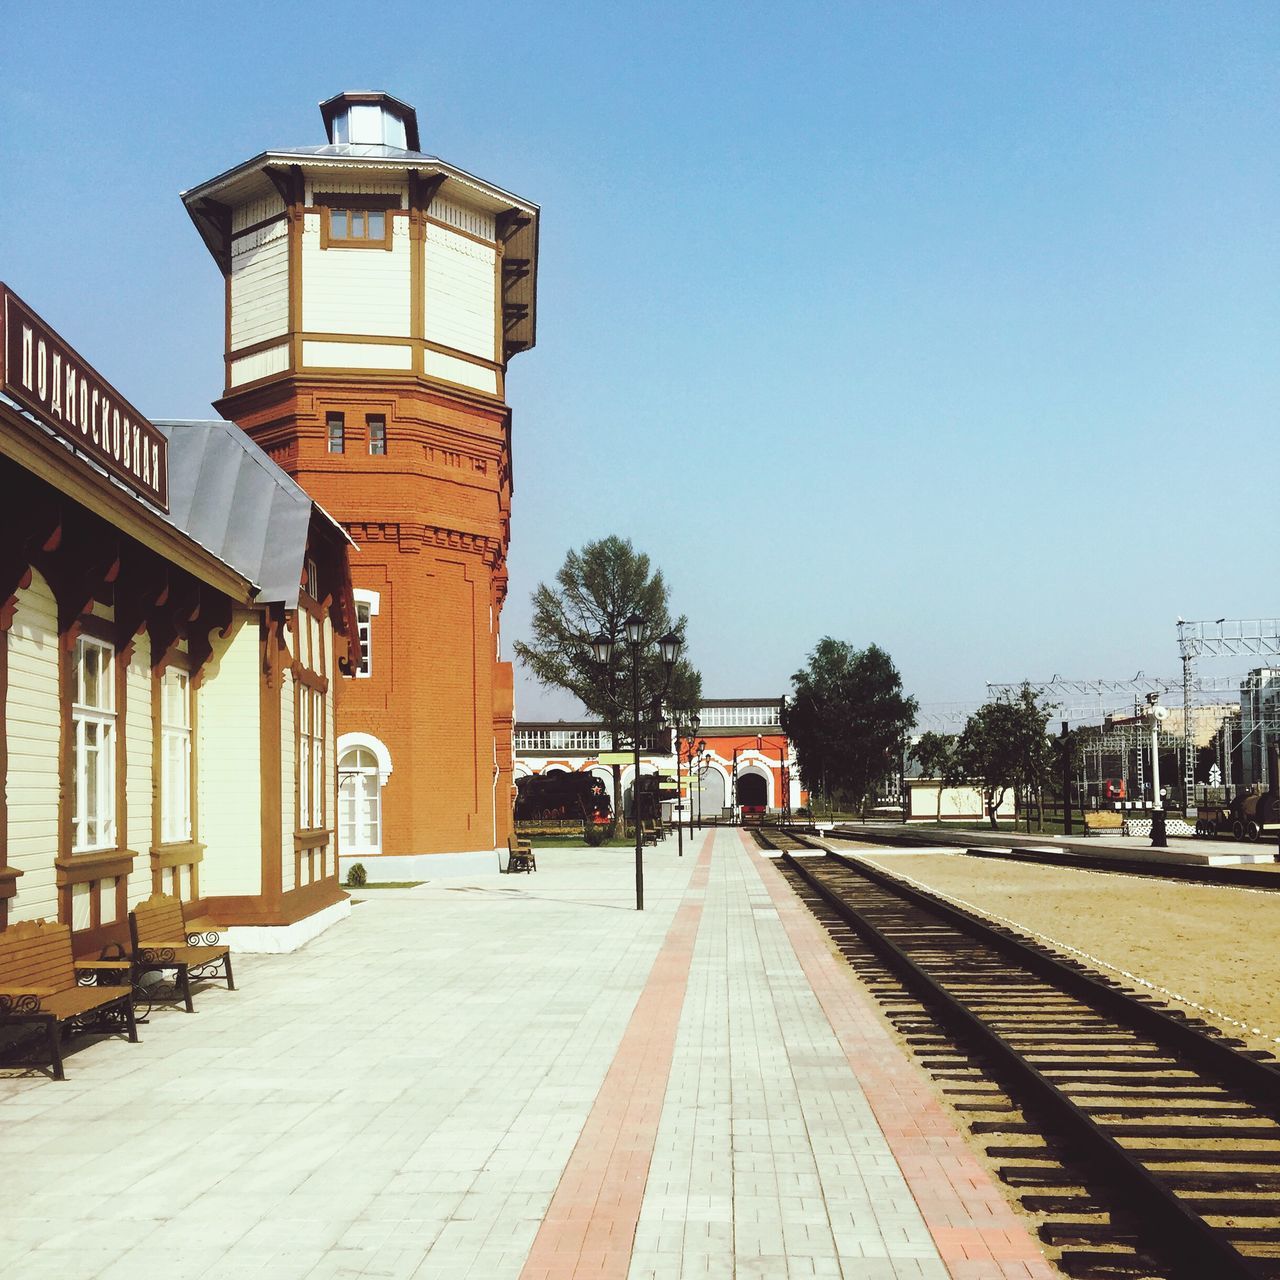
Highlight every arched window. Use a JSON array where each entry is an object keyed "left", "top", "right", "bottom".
[{"left": 339, "top": 746, "right": 382, "bottom": 854}]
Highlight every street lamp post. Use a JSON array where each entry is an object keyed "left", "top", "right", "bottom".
[
  {"left": 591, "top": 617, "right": 679, "bottom": 911},
  {"left": 697, "top": 740, "right": 707, "bottom": 827},
  {"left": 673, "top": 712, "right": 699, "bottom": 858},
  {"left": 1145, "top": 694, "right": 1169, "bottom": 848},
  {"left": 674, "top": 723, "right": 684, "bottom": 858}
]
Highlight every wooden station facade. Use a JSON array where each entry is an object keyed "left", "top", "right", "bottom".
[
  {"left": 181, "top": 92, "right": 540, "bottom": 876},
  {"left": 0, "top": 285, "right": 360, "bottom": 953}
]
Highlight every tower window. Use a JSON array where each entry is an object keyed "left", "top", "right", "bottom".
[
  {"left": 318, "top": 195, "right": 395, "bottom": 250},
  {"left": 368, "top": 415, "right": 387, "bottom": 456},
  {"left": 327, "top": 413, "right": 345, "bottom": 454},
  {"left": 352, "top": 589, "right": 379, "bottom": 680},
  {"left": 355, "top": 600, "right": 372, "bottom": 676},
  {"left": 329, "top": 209, "right": 385, "bottom": 241}
]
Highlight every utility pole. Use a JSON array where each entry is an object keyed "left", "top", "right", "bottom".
[{"left": 1061, "top": 720, "right": 1073, "bottom": 835}]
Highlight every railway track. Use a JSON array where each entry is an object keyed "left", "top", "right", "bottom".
[
  {"left": 757, "top": 827, "right": 1280, "bottom": 1279},
  {"left": 817, "top": 823, "right": 1280, "bottom": 891}
]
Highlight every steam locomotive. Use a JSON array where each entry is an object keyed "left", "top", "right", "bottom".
[{"left": 515, "top": 773, "right": 611, "bottom": 823}]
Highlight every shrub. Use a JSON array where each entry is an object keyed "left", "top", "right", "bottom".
[
  {"left": 583, "top": 821, "right": 613, "bottom": 847},
  {"left": 345, "top": 862, "right": 367, "bottom": 887}
]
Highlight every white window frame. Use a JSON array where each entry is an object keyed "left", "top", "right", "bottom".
[
  {"left": 299, "top": 685, "right": 325, "bottom": 831},
  {"left": 352, "top": 589, "right": 379, "bottom": 679},
  {"left": 338, "top": 745, "right": 382, "bottom": 855},
  {"left": 160, "top": 667, "right": 193, "bottom": 844},
  {"left": 72, "top": 635, "right": 116, "bottom": 853}
]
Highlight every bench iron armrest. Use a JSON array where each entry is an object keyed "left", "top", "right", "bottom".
[
  {"left": 135, "top": 944, "right": 179, "bottom": 964},
  {"left": 0, "top": 989, "right": 47, "bottom": 1014}
]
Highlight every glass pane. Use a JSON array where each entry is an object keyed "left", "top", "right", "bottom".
[
  {"left": 86, "top": 724, "right": 99, "bottom": 821},
  {"left": 331, "top": 210, "right": 348, "bottom": 239},
  {"left": 383, "top": 114, "right": 406, "bottom": 149},
  {"left": 82, "top": 644, "right": 100, "bottom": 707},
  {"left": 349, "top": 103, "right": 382, "bottom": 144},
  {"left": 351, "top": 211, "right": 365, "bottom": 238},
  {"left": 368, "top": 211, "right": 384, "bottom": 239},
  {"left": 333, "top": 111, "right": 349, "bottom": 144}
]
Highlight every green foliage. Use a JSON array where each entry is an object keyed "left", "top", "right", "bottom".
[
  {"left": 582, "top": 820, "right": 614, "bottom": 847},
  {"left": 910, "top": 731, "right": 957, "bottom": 781},
  {"left": 512, "top": 536, "right": 703, "bottom": 820},
  {"left": 783, "top": 639, "right": 917, "bottom": 813},
  {"left": 345, "top": 862, "right": 367, "bottom": 888},
  {"left": 954, "top": 684, "right": 1054, "bottom": 829},
  {"left": 512, "top": 536, "right": 701, "bottom": 725}
]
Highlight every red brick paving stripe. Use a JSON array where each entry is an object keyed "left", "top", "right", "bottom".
[
  {"left": 742, "top": 833, "right": 1057, "bottom": 1280},
  {"left": 519, "top": 832, "right": 715, "bottom": 1280}
]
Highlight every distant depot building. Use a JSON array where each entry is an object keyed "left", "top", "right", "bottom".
[
  {"left": 0, "top": 285, "right": 359, "bottom": 952},
  {"left": 514, "top": 699, "right": 803, "bottom": 820},
  {"left": 180, "top": 92, "right": 539, "bottom": 878}
]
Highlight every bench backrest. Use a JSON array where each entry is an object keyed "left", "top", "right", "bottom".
[
  {"left": 131, "top": 893, "right": 187, "bottom": 945},
  {"left": 1085, "top": 811, "right": 1123, "bottom": 828},
  {"left": 0, "top": 919, "right": 74, "bottom": 993},
  {"left": 508, "top": 833, "right": 531, "bottom": 852}
]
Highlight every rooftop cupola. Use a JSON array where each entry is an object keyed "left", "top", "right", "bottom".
[{"left": 319, "top": 91, "right": 421, "bottom": 151}]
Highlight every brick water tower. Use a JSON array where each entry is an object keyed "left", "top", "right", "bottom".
[{"left": 181, "top": 91, "right": 539, "bottom": 875}]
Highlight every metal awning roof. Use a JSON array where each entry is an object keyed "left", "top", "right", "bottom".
[{"left": 157, "top": 418, "right": 353, "bottom": 609}]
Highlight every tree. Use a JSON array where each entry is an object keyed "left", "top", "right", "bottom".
[
  {"left": 954, "top": 684, "right": 1054, "bottom": 830},
  {"left": 513, "top": 536, "right": 702, "bottom": 825},
  {"left": 910, "top": 731, "right": 957, "bottom": 823},
  {"left": 783, "top": 639, "right": 917, "bottom": 816}
]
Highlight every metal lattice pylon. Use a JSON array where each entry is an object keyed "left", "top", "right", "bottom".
[{"left": 1178, "top": 619, "right": 1280, "bottom": 801}]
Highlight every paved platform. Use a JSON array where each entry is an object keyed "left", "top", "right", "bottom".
[{"left": 0, "top": 828, "right": 1053, "bottom": 1279}]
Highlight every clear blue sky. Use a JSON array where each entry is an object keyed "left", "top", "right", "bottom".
[{"left": 3, "top": 3, "right": 1276, "bottom": 720}]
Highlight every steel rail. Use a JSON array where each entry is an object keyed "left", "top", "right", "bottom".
[
  {"left": 779, "top": 848, "right": 1277, "bottom": 1280},
  {"left": 820, "top": 847, "right": 1280, "bottom": 1107}
]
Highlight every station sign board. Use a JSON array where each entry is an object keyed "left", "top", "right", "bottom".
[{"left": 0, "top": 285, "right": 169, "bottom": 511}]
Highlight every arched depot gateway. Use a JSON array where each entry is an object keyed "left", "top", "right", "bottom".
[{"left": 513, "top": 698, "right": 804, "bottom": 823}]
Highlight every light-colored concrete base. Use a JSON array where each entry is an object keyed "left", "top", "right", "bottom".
[
  {"left": 337, "top": 848, "right": 501, "bottom": 882},
  {"left": 223, "top": 895, "right": 350, "bottom": 954},
  {"left": 1043, "top": 840, "right": 1279, "bottom": 866}
]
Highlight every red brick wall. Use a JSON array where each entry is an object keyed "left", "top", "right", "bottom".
[{"left": 223, "top": 377, "right": 513, "bottom": 857}]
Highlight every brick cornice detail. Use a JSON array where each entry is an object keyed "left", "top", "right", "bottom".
[{"left": 346, "top": 520, "right": 504, "bottom": 566}]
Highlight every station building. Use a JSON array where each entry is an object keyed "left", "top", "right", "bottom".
[
  {"left": 180, "top": 92, "right": 539, "bottom": 880},
  {"left": 0, "top": 286, "right": 360, "bottom": 953},
  {"left": 514, "top": 698, "right": 803, "bottom": 820}
]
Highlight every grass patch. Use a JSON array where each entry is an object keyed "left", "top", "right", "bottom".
[
  {"left": 527, "top": 834, "right": 647, "bottom": 848},
  {"left": 351, "top": 881, "right": 425, "bottom": 889}
]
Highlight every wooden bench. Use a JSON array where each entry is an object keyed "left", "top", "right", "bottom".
[
  {"left": 0, "top": 919, "right": 138, "bottom": 1081},
  {"left": 506, "top": 833, "right": 536, "bottom": 874},
  {"left": 1082, "top": 811, "right": 1124, "bottom": 837},
  {"left": 641, "top": 819, "right": 660, "bottom": 846},
  {"left": 129, "top": 894, "right": 234, "bottom": 1013}
]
